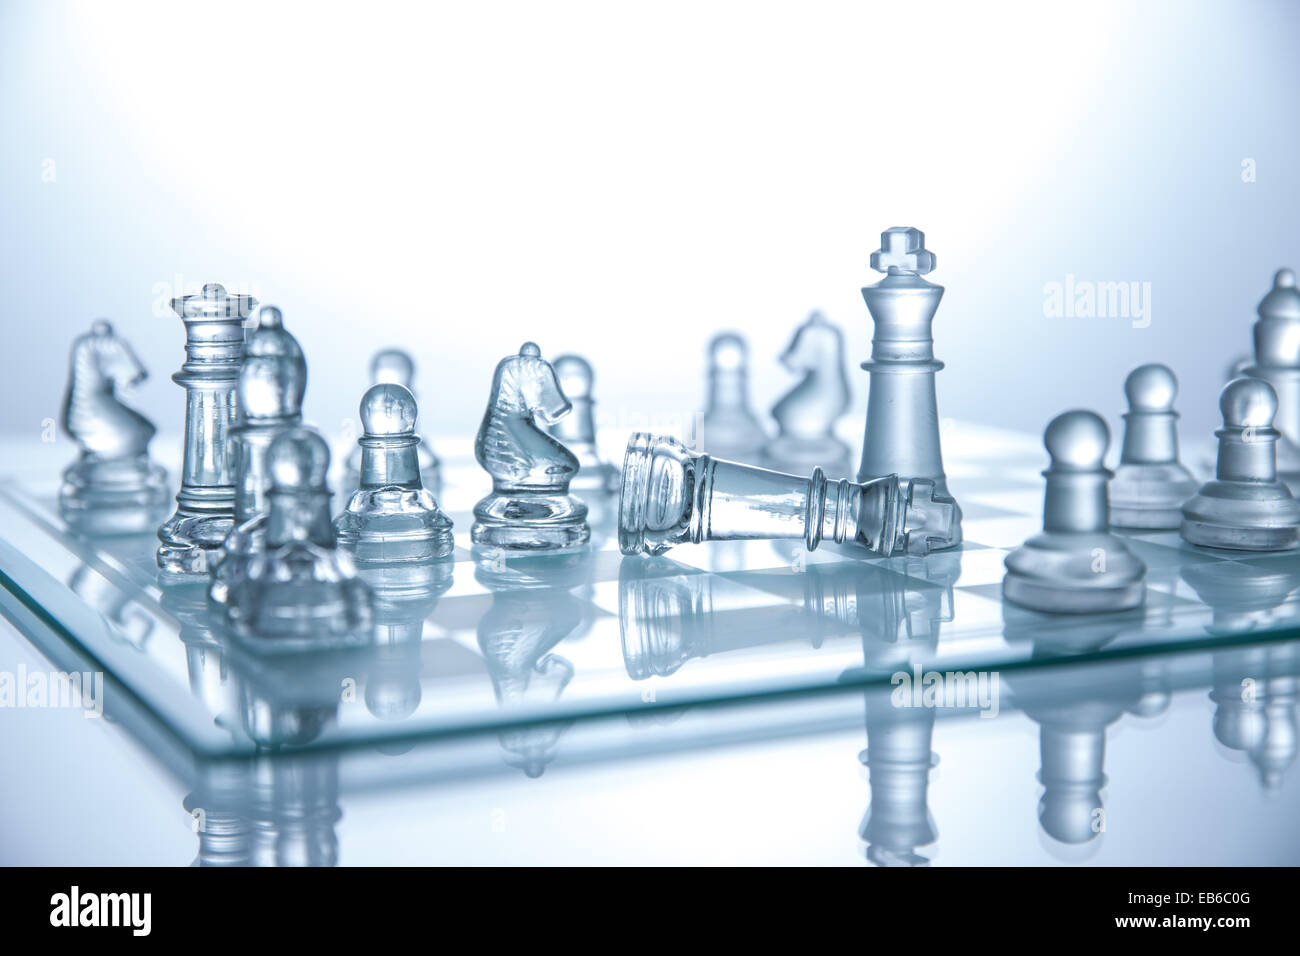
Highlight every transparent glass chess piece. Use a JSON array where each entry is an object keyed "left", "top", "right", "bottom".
[
  {"left": 700, "top": 332, "right": 768, "bottom": 462},
  {"left": 209, "top": 305, "right": 307, "bottom": 605},
  {"left": 617, "top": 433, "right": 956, "bottom": 558},
  {"left": 544, "top": 354, "right": 619, "bottom": 495},
  {"left": 763, "top": 311, "right": 853, "bottom": 478},
  {"left": 471, "top": 342, "right": 590, "bottom": 551},
  {"left": 157, "top": 283, "right": 258, "bottom": 574},
  {"left": 224, "top": 428, "right": 373, "bottom": 646},
  {"left": 335, "top": 383, "right": 455, "bottom": 586},
  {"left": 1181, "top": 378, "right": 1300, "bottom": 551},
  {"left": 857, "top": 227, "right": 962, "bottom": 549},
  {"left": 1002, "top": 410, "right": 1147, "bottom": 614},
  {"left": 343, "top": 348, "right": 441, "bottom": 497},
  {"left": 1109, "top": 363, "right": 1197, "bottom": 530},
  {"left": 58, "top": 320, "right": 169, "bottom": 535}
]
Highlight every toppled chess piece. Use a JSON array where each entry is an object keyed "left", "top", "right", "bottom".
[
  {"left": 209, "top": 306, "right": 306, "bottom": 605},
  {"left": 618, "top": 433, "right": 956, "bottom": 557},
  {"left": 58, "top": 320, "right": 169, "bottom": 535},
  {"left": 157, "top": 283, "right": 258, "bottom": 574},
  {"left": 1109, "top": 363, "right": 1197, "bottom": 529},
  {"left": 762, "top": 311, "right": 853, "bottom": 478},
  {"left": 860, "top": 689, "right": 939, "bottom": 866},
  {"left": 1247, "top": 268, "right": 1300, "bottom": 492},
  {"left": 543, "top": 354, "right": 618, "bottom": 494},
  {"left": 344, "top": 348, "right": 441, "bottom": 495},
  {"left": 700, "top": 332, "right": 767, "bottom": 462},
  {"left": 1181, "top": 378, "right": 1300, "bottom": 551},
  {"left": 857, "top": 227, "right": 962, "bottom": 549},
  {"left": 472, "top": 342, "right": 590, "bottom": 551},
  {"left": 335, "top": 383, "right": 455, "bottom": 579},
  {"left": 225, "top": 428, "right": 372, "bottom": 644},
  {"left": 1003, "top": 410, "right": 1146, "bottom": 613}
]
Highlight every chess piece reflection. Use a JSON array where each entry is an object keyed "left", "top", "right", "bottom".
[
  {"left": 700, "top": 332, "right": 767, "bottom": 463},
  {"left": 360, "top": 559, "right": 452, "bottom": 726},
  {"left": 225, "top": 428, "right": 372, "bottom": 644},
  {"left": 1003, "top": 410, "right": 1146, "bottom": 613},
  {"left": 1014, "top": 662, "right": 1167, "bottom": 846},
  {"left": 859, "top": 687, "right": 939, "bottom": 866},
  {"left": 475, "top": 550, "right": 594, "bottom": 776},
  {"left": 344, "top": 348, "right": 441, "bottom": 496},
  {"left": 157, "top": 283, "right": 258, "bottom": 574},
  {"left": 209, "top": 306, "right": 307, "bottom": 605},
  {"left": 763, "top": 312, "right": 852, "bottom": 478},
  {"left": 472, "top": 342, "right": 590, "bottom": 551},
  {"left": 857, "top": 227, "right": 962, "bottom": 548},
  {"left": 619, "top": 433, "right": 956, "bottom": 558},
  {"left": 1110, "top": 364, "right": 1198, "bottom": 530},
  {"left": 58, "top": 321, "right": 169, "bottom": 535},
  {"left": 544, "top": 354, "right": 619, "bottom": 495},
  {"left": 1209, "top": 645, "right": 1299, "bottom": 790},
  {"left": 1246, "top": 268, "right": 1300, "bottom": 492},
  {"left": 335, "top": 384, "right": 455, "bottom": 582},
  {"left": 1181, "top": 378, "right": 1300, "bottom": 551}
]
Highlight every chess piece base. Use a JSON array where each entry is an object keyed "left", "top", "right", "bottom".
[
  {"left": 335, "top": 488, "right": 456, "bottom": 560},
  {"left": 471, "top": 492, "right": 590, "bottom": 552},
  {"left": 1109, "top": 462, "right": 1199, "bottom": 530},
  {"left": 157, "top": 511, "right": 236, "bottom": 576},
  {"left": 1180, "top": 480, "right": 1300, "bottom": 551},
  {"left": 59, "top": 456, "right": 169, "bottom": 536},
  {"left": 1003, "top": 532, "right": 1146, "bottom": 614}
]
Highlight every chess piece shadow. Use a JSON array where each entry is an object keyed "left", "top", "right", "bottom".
[
  {"left": 209, "top": 305, "right": 307, "bottom": 606},
  {"left": 700, "top": 332, "right": 768, "bottom": 463},
  {"left": 344, "top": 348, "right": 442, "bottom": 498},
  {"left": 763, "top": 312, "right": 852, "bottom": 479},
  {"left": 472, "top": 342, "right": 590, "bottom": 551},
  {"left": 475, "top": 549, "right": 595, "bottom": 776},
  {"left": 59, "top": 321, "right": 169, "bottom": 535}
]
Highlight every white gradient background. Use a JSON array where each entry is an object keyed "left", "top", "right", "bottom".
[{"left": 1, "top": 0, "right": 1298, "bottom": 454}]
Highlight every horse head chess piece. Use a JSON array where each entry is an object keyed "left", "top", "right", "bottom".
[
  {"left": 764, "top": 311, "right": 853, "bottom": 478},
  {"left": 224, "top": 427, "right": 373, "bottom": 645},
  {"left": 209, "top": 305, "right": 307, "bottom": 606},
  {"left": 472, "top": 342, "right": 590, "bottom": 552},
  {"left": 59, "top": 320, "right": 169, "bottom": 535},
  {"left": 700, "top": 332, "right": 768, "bottom": 463},
  {"left": 344, "top": 348, "right": 441, "bottom": 497}
]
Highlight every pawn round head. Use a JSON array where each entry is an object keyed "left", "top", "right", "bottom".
[
  {"left": 371, "top": 348, "right": 415, "bottom": 388},
  {"left": 1124, "top": 363, "right": 1178, "bottom": 412},
  {"left": 267, "top": 428, "right": 330, "bottom": 493},
  {"left": 1220, "top": 377, "right": 1277, "bottom": 429},
  {"left": 709, "top": 332, "right": 748, "bottom": 371},
  {"left": 552, "top": 354, "right": 593, "bottom": 400},
  {"left": 1259, "top": 268, "right": 1300, "bottom": 320},
  {"left": 91, "top": 318, "right": 114, "bottom": 338},
  {"left": 1044, "top": 410, "right": 1109, "bottom": 470},
  {"left": 239, "top": 306, "right": 306, "bottom": 420},
  {"left": 360, "top": 382, "right": 417, "bottom": 437}
]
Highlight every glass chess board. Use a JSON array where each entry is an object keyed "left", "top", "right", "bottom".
[{"left": 3, "top": 424, "right": 1300, "bottom": 761}]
